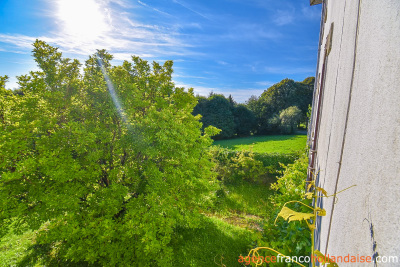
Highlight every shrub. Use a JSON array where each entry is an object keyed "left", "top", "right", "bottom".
[
  {"left": 209, "top": 146, "right": 299, "bottom": 184},
  {"left": 260, "top": 154, "right": 311, "bottom": 264},
  {"left": 253, "top": 152, "right": 298, "bottom": 178}
]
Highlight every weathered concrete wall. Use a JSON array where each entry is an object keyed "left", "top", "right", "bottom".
[{"left": 309, "top": 0, "right": 400, "bottom": 265}]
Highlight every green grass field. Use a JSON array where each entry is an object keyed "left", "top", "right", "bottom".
[{"left": 214, "top": 134, "right": 307, "bottom": 154}]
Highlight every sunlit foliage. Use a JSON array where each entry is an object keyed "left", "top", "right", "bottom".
[{"left": 0, "top": 40, "right": 218, "bottom": 266}]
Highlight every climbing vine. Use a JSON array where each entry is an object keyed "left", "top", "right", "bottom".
[{"left": 247, "top": 171, "right": 355, "bottom": 267}]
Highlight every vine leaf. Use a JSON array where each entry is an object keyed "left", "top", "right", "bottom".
[
  {"left": 314, "top": 250, "right": 339, "bottom": 267},
  {"left": 316, "top": 187, "right": 328, "bottom": 197},
  {"left": 305, "top": 192, "right": 313, "bottom": 199},
  {"left": 277, "top": 206, "right": 314, "bottom": 223},
  {"left": 315, "top": 207, "right": 326, "bottom": 216},
  {"left": 306, "top": 221, "right": 316, "bottom": 231}
]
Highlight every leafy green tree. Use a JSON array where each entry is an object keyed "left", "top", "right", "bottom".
[
  {"left": 279, "top": 106, "right": 302, "bottom": 134},
  {"left": 233, "top": 104, "right": 256, "bottom": 136},
  {"left": 194, "top": 94, "right": 258, "bottom": 138},
  {"left": 0, "top": 75, "right": 13, "bottom": 127},
  {"left": 208, "top": 146, "right": 265, "bottom": 184},
  {"left": 193, "top": 94, "right": 235, "bottom": 139},
  {"left": 192, "top": 95, "right": 208, "bottom": 117},
  {"left": 0, "top": 40, "right": 217, "bottom": 266},
  {"left": 245, "top": 95, "right": 263, "bottom": 133},
  {"left": 247, "top": 78, "right": 314, "bottom": 134},
  {"left": 0, "top": 75, "right": 8, "bottom": 88},
  {"left": 227, "top": 94, "right": 236, "bottom": 108},
  {"left": 266, "top": 113, "right": 281, "bottom": 133}
]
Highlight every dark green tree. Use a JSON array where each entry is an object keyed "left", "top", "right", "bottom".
[
  {"left": 233, "top": 104, "right": 256, "bottom": 136},
  {"left": 193, "top": 94, "right": 235, "bottom": 139}
]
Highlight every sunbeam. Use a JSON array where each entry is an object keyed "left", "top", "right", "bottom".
[{"left": 96, "top": 54, "right": 129, "bottom": 126}]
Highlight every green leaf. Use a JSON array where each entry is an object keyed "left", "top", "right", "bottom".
[
  {"left": 277, "top": 206, "right": 314, "bottom": 223},
  {"left": 305, "top": 192, "right": 313, "bottom": 199},
  {"left": 315, "top": 207, "right": 326, "bottom": 216},
  {"left": 316, "top": 187, "right": 328, "bottom": 197}
]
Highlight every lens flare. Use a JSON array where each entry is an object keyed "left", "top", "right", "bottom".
[{"left": 96, "top": 55, "right": 128, "bottom": 126}]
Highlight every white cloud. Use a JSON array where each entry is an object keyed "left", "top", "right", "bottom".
[
  {"left": 173, "top": 73, "right": 207, "bottom": 79},
  {"left": 255, "top": 81, "right": 275, "bottom": 87},
  {"left": 273, "top": 9, "right": 295, "bottom": 26},
  {"left": 0, "top": 0, "right": 194, "bottom": 62},
  {"left": 223, "top": 23, "right": 282, "bottom": 41},
  {"left": 216, "top": 60, "right": 228, "bottom": 66},
  {"left": 301, "top": 5, "right": 321, "bottom": 20},
  {"left": 0, "top": 34, "right": 37, "bottom": 50},
  {"left": 174, "top": 81, "right": 267, "bottom": 103},
  {"left": 264, "top": 66, "right": 314, "bottom": 75},
  {"left": 137, "top": 0, "right": 175, "bottom": 17},
  {"left": 172, "top": 0, "right": 212, "bottom": 21}
]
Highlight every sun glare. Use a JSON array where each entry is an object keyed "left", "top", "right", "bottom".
[{"left": 57, "top": 0, "right": 110, "bottom": 42}]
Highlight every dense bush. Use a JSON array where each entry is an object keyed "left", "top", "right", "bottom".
[
  {"left": 209, "top": 146, "right": 267, "bottom": 184},
  {"left": 260, "top": 154, "right": 311, "bottom": 265},
  {"left": 254, "top": 152, "right": 298, "bottom": 178},
  {"left": 209, "top": 146, "right": 298, "bottom": 184},
  {"left": 0, "top": 41, "right": 218, "bottom": 266}
]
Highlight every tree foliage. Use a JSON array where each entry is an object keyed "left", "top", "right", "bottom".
[
  {"left": 279, "top": 106, "right": 302, "bottom": 134},
  {"left": 193, "top": 94, "right": 257, "bottom": 139},
  {"left": 193, "top": 77, "right": 314, "bottom": 137},
  {"left": 0, "top": 40, "right": 217, "bottom": 266},
  {"left": 249, "top": 78, "right": 314, "bottom": 134},
  {"left": 193, "top": 94, "right": 236, "bottom": 139},
  {"left": 233, "top": 104, "right": 256, "bottom": 137}
]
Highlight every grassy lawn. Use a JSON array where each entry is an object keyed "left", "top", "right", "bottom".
[
  {"left": 173, "top": 216, "right": 257, "bottom": 267},
  {"left": 213, "top": 134, "right": 307, "bottom": 154},
  {"left": 212, "top": 182, "right": 273, "bottom": 218},
  {"left": 173, "top": 181, "right": 273, "bottom": 267}
]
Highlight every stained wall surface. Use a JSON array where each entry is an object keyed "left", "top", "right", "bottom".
[{"left": 309, "top": 0, "right": 400, "bottom": 265}]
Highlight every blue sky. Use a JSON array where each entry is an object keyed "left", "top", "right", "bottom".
[{"left": 0, "top": 0, "right": 321, "bottom": 102}]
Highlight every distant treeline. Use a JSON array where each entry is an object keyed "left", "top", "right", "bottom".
[{"left": 193, "top": 77, "right": 314, "bottom": 139}]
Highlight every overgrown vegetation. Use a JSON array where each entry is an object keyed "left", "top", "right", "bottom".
[
  {"left": 259, "top": 155, "right": 311, "bottom": 265},
  {"left": 248, "top": 157, "right": 355, "bottom": 267},
  {"left": 1, "top": 40, "right": 313, "bottom": 267}
]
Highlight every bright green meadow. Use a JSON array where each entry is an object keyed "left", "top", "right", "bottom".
[{"left": 214, "top": 134, "right": 307, "bottom": 154}]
